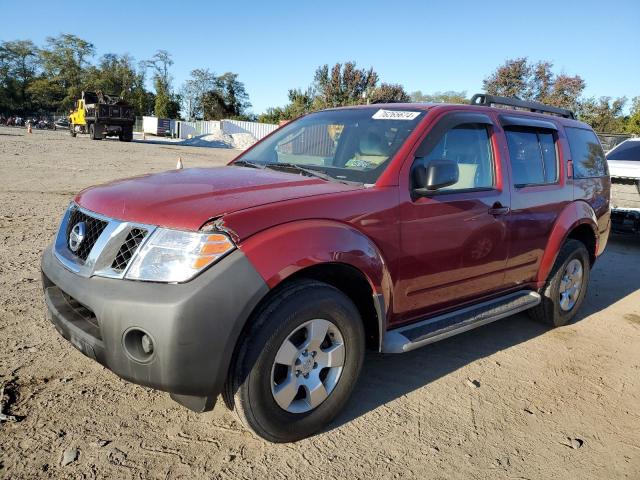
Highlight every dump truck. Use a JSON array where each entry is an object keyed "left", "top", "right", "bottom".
[{"left": 69, "top": 91, "right": 134, "bottom": 141}]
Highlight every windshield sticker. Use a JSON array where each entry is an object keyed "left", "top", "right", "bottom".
[{"left": 372, "top": 109, "right": 421, "bottom": 120}]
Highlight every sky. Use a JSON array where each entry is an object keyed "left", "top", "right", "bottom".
[{"left": 2, "top": 0, "right": 639, "bottom": 114}]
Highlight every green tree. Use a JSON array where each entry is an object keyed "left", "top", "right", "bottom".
[
  {"left": 483, "top": 58, "right": 585, "bottom": 111},
  {"left": 145, "top": 50, "right": 173, "bottom": 89},
  {"left": 83, "top": 53, "right": 150, "bottom": 115},
  {"left": 368, "top": 83, "right": 410, "bottom": 103},
  {"left": 625, "top": 97, "right": 640, "bottom": 134},
  {"left": 258, "top": 61, "right": 413, "bottom": 122},
  {"left": 483, "top": 57, "right": 531, "bottom": 98},
  {"left": 410, "top": 90, "right": 468, "bottom": 104},
  {"left": 145, "top": 50, "right": 179, "bottom": 118},
  {"left": 578, "top": 96, "right": 627, "bottom": 133},
  {"left": 180, "top": 68, "right": 217, "bottom": 120},
  {"left": 39, "top": 34, "right": 95, "bottom": 110},
  {"left": 153, "top": 78, "right": 180, "bottom": 118},
  {"left": 258, "top": 88, "right": 315, "bottom": 123},
  {"left": 26, "top": 77, "right": 66, "bottom": 113},
  {"left": 0, "top": 40, "right": 40, "bottom": 113},
  {"left": 313, "top": 62, "right": 378, "bottom": 108},
  {"left": 202, "top": 72, "right": 251, "bottom": 120}
]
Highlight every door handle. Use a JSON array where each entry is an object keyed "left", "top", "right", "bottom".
[{"left": 488, "top": 202, "right": 510, "bottom": 216}]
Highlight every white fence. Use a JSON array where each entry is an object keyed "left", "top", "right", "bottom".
[
  {"left": 221, "top": 120, "right": 278, "bottom": 140},
  {"left": 174, "top": 119, "right": 278, "bottom": 140}
]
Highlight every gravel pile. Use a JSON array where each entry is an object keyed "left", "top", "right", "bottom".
[{"left": 180, "top": 129, "right": 258, "bottom": 150}]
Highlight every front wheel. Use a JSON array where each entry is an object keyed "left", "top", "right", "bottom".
[
  {"left": 227, "top": 280, "right": 365, "bottom": 442},
  {"left": 529, "top": 239, "right": 591, "bottom": 327},
  {"left": 89, "top": 123, "right": 102, "bottom": 140}
]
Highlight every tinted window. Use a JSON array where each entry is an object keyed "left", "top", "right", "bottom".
[
  {"left": 505, "top": 128, "right": 558, "bottom": 186},
  {"left": 420, "top": 124, "right": 494, "bottom": 191},
  {"left": 607, "top": 141, "right": 640, "bottom": 161},
  {"left": 565, "top": 127, "right": 608, "bottom": 177}
]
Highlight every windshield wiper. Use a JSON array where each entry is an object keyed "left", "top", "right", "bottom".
[
  {"left": 232, "top": 159, "right": 264, "bottom": 169},
  {"left": 264, "top": 162, "right": 335, "bottom": 182}
]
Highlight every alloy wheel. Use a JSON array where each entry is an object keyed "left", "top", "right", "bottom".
[
  {"left": 559, "top": 258, "right": 583, "bottom": 311},
  {"left": 270, "top": 319, "right": 345, "bottom": 414}
]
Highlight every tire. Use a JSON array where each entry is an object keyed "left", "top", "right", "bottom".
[
  {"left": 529, "top": 239, "right": 591, "bottom": 327},
  {"left": 69, "top": 123, "right": 76, "bottom": 138},
  {"left": 119, "top": 126, "right": 133, "bottom": 142},
  {"left": 89, "top": 123, "right": 102, "bottom": 140},
  {"left": 227, "top": 279, "right": 365, "bottom": 442}
]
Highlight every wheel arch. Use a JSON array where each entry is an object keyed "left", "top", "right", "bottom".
[
  {"left": 239, "top": 219, "right": 392, "bottom": 350},
  {"left": 537, "top": 201, "right": 598, "bottom": 284}
]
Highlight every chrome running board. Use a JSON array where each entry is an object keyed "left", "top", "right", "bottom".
[{"left": 382, "top": 291, "right": 541, "bottom": 354}]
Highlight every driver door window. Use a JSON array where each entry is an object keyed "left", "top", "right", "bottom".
[{"left": 417, "top": 124, "right": 494, "bottom": 192}]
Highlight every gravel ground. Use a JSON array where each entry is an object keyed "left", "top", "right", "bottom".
[{"left": 0, "top": 127, "right": 639, "bottom": 479}]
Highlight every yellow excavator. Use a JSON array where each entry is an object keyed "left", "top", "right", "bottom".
[{"left": 69, "top": 91, "right": 135, "bottom": 141}]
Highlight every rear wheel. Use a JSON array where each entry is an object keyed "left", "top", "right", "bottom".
[
  {"left": 227, "top": 280, "right": 365, "bottom": 442},
  {"left": 119, "top": 126, "right": 133, "bottom": 142},
  {"left": 529, "top": 239, "right": 590, "bottom": 327}
]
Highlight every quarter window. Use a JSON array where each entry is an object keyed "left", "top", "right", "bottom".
[
  {"left": 565, "top": 127, "right": 608, "bottom": 178},
  {"left": 505, "top": 128, "right": 558, "bottom": 186},
  {"left": 417, "top": 124, "right": 494, "bottom": 191}
]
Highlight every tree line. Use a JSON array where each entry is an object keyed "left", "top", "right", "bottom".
[
  {"left": 0, "top": 34, "right": 252, "bottom": 120},
  {"left": 261, "top": 58, "right": 639, "bottom": 134},
  {"left": 1, "top": 35, "right": 638, "bottom": 133}
]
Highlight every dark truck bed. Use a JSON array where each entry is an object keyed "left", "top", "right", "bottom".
[
  {"left": 611, "top": 177, "right": 640, "bottom": 234},
  {"left": 82, "top": 91, "right": 134, "bottom": 141},
  {"left": 85, "top": 100, "right": 134, "bottom": 126}
]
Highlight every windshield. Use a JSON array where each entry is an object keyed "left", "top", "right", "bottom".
[
  {"left": 234, "top": 108, "right": 424, "bottom": 183},
  {"left": 607, "top": 141, "right": 640, "bottom": 161}
]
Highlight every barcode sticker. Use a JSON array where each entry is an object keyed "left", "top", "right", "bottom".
[{"left": 372, "top": 109, "right": 421, "bottom": 120}]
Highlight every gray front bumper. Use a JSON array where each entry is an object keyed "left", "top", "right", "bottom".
[{"left": 41, "top": 245, "right": 268, "bottom": 411}]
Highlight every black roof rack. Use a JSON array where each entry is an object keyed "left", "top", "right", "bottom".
[{"left": 470, "top": 93, "right": 575, "bottom": 119}]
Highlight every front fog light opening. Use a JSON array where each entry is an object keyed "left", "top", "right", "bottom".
[{"left": 123, "top": 328, "right": 155, "bottom": 363}]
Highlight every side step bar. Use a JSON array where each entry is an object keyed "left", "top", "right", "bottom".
[{"left": 382, "top": 291, "right": 541, "bottom": 354}]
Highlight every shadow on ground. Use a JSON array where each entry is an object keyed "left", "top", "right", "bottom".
[{"left": 332, "top": 234, "right": 640, "bottom": 430}]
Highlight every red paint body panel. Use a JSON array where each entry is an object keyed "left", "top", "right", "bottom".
[
  {"left": 536, "top": 201, "right": 598, "bottom": 284},
  {"left": 75, "top": 167, "right": 359, "bottom": 231},
  {"left": 240, "top": 219, "right": 394, "bottom": 315},
  {"left": 74, "top": 103, "right": 611, "bottom": 333}
]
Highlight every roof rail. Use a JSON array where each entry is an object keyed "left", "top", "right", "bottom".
[{"left": 470, "top": 93, "right": 575, "bottom": 119}]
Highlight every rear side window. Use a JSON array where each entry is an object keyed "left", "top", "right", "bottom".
[
  {"left": 505, "top": 128, "right": 558, "bottom": 186},
  {"left": 565, "top": 127, "right": 608, "bottom": 177},
  {"left": 607, "top": 141, "right": 640, "bottom": 161}
]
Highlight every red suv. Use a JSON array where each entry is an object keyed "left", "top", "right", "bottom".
[{"left": 41, "top": 94, "right": 611, "bottom": 442}]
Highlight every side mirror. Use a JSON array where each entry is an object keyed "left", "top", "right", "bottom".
[{"left": 412, "top": 159, "right": 459, "bottom": 196}]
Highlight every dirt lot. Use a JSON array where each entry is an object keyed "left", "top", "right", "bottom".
[{"left": 0, "top": 127, "right": 639, "bottom": 479}]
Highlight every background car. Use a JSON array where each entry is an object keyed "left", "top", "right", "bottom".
[
  {"left": 607, "top": 138, "right": 640, "bottom": 233},
  {"left": 607, "top": 138, "right": 640, "bottom": 178}
]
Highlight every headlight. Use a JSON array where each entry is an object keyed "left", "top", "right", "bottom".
[{"left": 125, "top": 228, "right": 235, "bottom": 283}]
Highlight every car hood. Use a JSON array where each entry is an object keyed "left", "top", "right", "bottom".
[
  {"left": 608, "top": 160, "right": 640, "bottom": 179},
  {"left": 75, "top": 166, "right": 361, "bottom": 231}
]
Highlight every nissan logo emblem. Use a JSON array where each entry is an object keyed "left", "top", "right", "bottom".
[{"left": 69, "top": 221, "right": 86, "bottom": 252}]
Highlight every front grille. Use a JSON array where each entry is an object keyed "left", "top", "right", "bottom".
[
  {"left": 66, "top": 209, "right": 108, "bottom": 261},
  {"left": 111, "top": 228, "right": 147, "bottom": 272}
]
